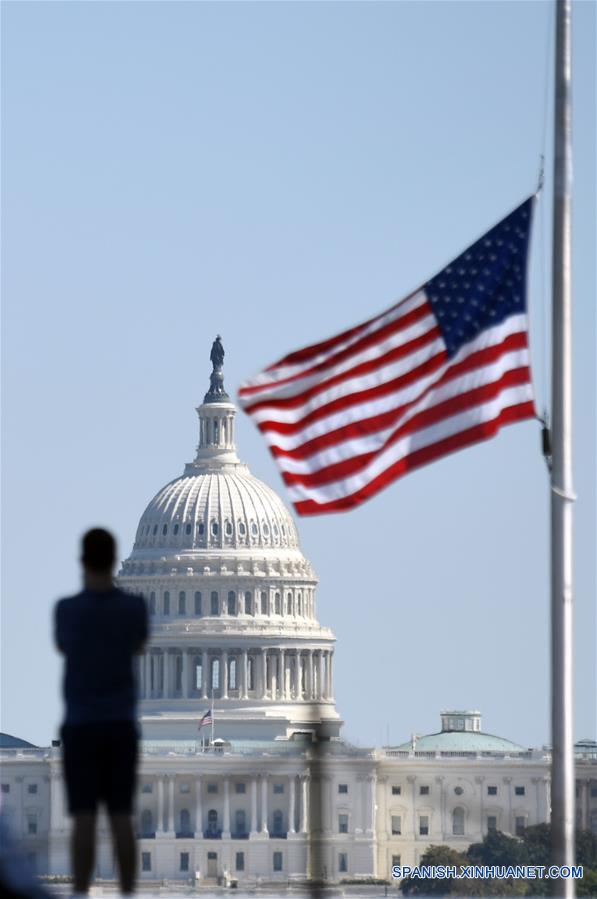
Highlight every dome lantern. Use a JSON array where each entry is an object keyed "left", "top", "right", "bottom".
[{"left": 191, "top": 336, "right": 239, "bottom": 467}]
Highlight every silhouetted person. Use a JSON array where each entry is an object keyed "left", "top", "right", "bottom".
[{"left": 54, "top": 528, "right": 148, "bottom": 896}]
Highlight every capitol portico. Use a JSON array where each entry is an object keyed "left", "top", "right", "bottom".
[{"left": 1, "top": 343, "right": 596, "bottom": 885}]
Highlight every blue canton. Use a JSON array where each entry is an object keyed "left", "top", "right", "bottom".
[{"left": 425, "top": 198, "right": 534, "bottom": 358}]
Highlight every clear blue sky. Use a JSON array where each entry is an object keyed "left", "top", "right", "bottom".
[{"left": 1, "top": 0, "right": 595, "bottom": 749}]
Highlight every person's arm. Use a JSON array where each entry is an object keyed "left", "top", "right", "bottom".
[{"left": 54, "top": 602, "right": 65, "bottom": 654}]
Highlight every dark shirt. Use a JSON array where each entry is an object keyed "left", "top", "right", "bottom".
[{"left": 55, "top": 587, "right": 148, "bottom": 726}]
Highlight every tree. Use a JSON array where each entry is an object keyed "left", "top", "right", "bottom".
[
  {"left": 466, "top": 830, "right": 530, "bottom": 868},
  {"left": 400, "top": 845, "right": 467, "bottom": 896}
]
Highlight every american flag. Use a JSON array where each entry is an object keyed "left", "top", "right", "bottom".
[
  {"left": 239, "top": 198, "right": 536, "bottom": 516},
  {"left": 198, "top": 709, "right": 213, "bottom": 729}
]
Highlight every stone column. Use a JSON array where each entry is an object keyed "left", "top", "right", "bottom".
[
  {"left": 299, "top": 775, "right": 310, "bottom": 833},
  {"left": 241, "top": 650, "right": 248, "bottom": 699},
  {"left": 271, "top": 652, "right": 277, "bottom": 699},
  {"left": 318, "top": 652, "right": 325, "bottom": 700},
  {"left": 377, "top": 775, "right": 388, "bottom": 840},
  {"left": 280, "top": 649, "right": 286, "bottom": 699},
  {"left": 11, "top": 776, "right": 23, "bottom": 836},
  {"left": 503, "top": 777, "right": 513, "bottom": 834},
  {"left": 250, "top": 776, "right": 258, "bottom": 836},
  {"left": 136, "top": 656, "right": 144, "bottom": 699},
  {"left": 261, "top": 775, "right": 269, "bottom": 834},
  {"left": 288, "top": 775, "right": 296, "bottom": 834},
  {"left": 261, "top": 650, "right": 268, "bottom": 698},
  {"left": 328, "top": 652, "right": 334, "bottom": 698},
  {"left": 167, "top": 775, "right": 175, "bottom": 834},
  {"left": 145, "top": 652, "right": 152, "bottom": 699},
  {"left": 157, "top": 777, "right": 165, "bottom": 834},
  {"left": 156, "top": 652, "right": 162, "bottom": 697},
  {"left": 163, "top": 650, "right": 171, "bottom": 697},
  {"left": 223, "top": 778, "right": 231, "bottom": 838},
  {"left": 308, "top": 651, "right": 315, "bottom": 699},
  {"left": 182, "top": 650, "right": 190, "bottom": 699},
  {"left": 475, "top": 776, "right": 485, "bottom": 837},
  {"left": 222, "top": 651, "right": 228, "bottom": 699},
  {"left": 407, "top": 775, "right": 417, "bottom": 838},
  {"left": 321, "top": 775, "right": 331, "bottom": 833},
  {"left": 366, "top": 774, "right": 376, "bottom": 835},
  {"left": 201, "top": 653, "right": 208, "bottom": 699},
  {"left": 194, "top": 776, "right": 203, "bottom": 837},
  {"left": 437, "top": 775, "right": 446, "bottom": 838},
  {"left": 49, "top": 770, "right": 66, "bottom": 833}
]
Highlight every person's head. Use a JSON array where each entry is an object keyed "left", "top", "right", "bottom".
[{"left": 81, "top": 528, "right": 116, "bottom": 574}]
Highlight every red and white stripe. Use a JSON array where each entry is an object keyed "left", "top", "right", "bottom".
[{"left": 238, "top": 290, "right": 534, "bottom": 515}]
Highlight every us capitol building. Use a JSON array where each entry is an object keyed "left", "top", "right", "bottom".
[{"left": 1, "top": 343, "right": 596, "bottom": 885}]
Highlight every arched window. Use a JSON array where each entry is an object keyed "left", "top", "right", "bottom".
[
  {"left": 238, "top": 521, "right": 246, "bottom": 536},
  {"left": 286, "top": 593, "right": 293, "bottom": 615},
  {"left": 297, "top": 593, "right": 302, "bottom": 616},
  {"left": 211, "top": 519, "right": 219, "bottom": 537},
  {"left": 273, "top": 809, "right": 284, "bottom": 836},
  {"left": 261, "top": 592, "right": 268, "bottom": 615},
  {"left": 173, "top": 523, "right": 179, "bottom": 535},
  {"left": 245, "top": 591, "right": 252, "bottom": 615},
  {"left": 198, "top": 521, "right": 205, "bottom": 537},
  {"left": 274, "top": 593, "right": 281, "bottom": 615},
  {"left": 175, "top": 655, "right": 182, "bottom": 693},
  {"left": 179, "top": 808, "right": 191, "bottom": 835},
  {"left": 207, "top": 809, "right": 218, "bottom": 836},
  {"left": 251, "top": 521, "right": 258, "bottom": 536},
  {"left": 152, "top": 524, "right": 158, "bottom": 535},
  {"left": 178, "top": 591, "right": 186, "bottom": 615},
  {"left": 452, "top": 807, "right": 465, "bottom": 836},
  {"left": 210, "top": 592, "right": 219, "bottom": 615},
  {"left": 140, "top": 809, "right": 153, "bottom": 837},
  {"left": 225, "top": 520, "right": 233, "bottom": 536},
  {"left": 185, "top": 522, "right": 192, "bottom": 535},
  {"left": 229, "top": 658, "right": 237, "bottom": 690},
  {"left": 162, "top": 524, "right": 168, "bottom": 536},
  {"left": 235, "top": 808, "right": 246, "bottom": 836},
  {"left": 227, "top": 591, "right": 236, "bottom": 615},
  {"left": 248, "top": 657, "right": 255, "bottom": 691},
  {"left": 194, "top": 591, "right": 202, "bottom": 616},
  {"left": 213, "top": 420, "right": 219, "bottom": 444},
  {"left": 163, "top": 592, "right": 170, "bottom": 615},
  {"left": 149, "top": 592, "right": 156, "bottom": 615},
  {"left": 211, "top": 658, "right": 220, "bottom": 691},
  {"left": 263, "top": 523, "right": 269, "bottom": 537}
]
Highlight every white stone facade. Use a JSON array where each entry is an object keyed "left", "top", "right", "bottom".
[{"left": 1, "top": 358, "right": 596, "bottom": 884}]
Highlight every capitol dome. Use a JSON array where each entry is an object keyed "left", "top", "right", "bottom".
[
  {"left": 130, "top": 467, "right": 300, "bottom": 556},
  {"left": 117, "top": 337, "right": 341, "bottom": 742}
]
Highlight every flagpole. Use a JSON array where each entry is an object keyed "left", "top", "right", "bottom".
[
  {"left": 550, "top": 1, "right": 575, "bottom": 895},
  {"left": 211, "top": 685, "right": 215, "bottom": 746}
]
